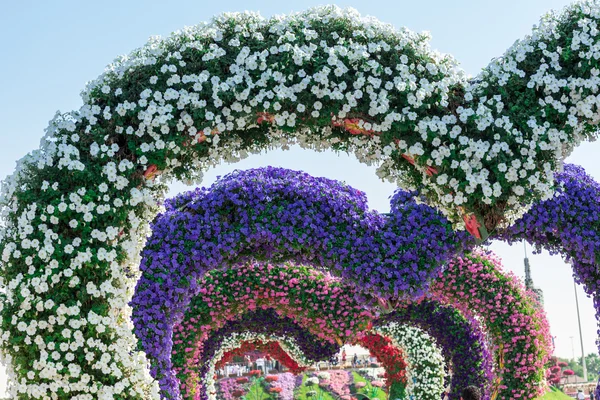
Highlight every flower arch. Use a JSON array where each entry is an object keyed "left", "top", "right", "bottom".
[
  {"left": 377, "top": 299, "right": 494, "bottom": 400},
  {"left": 497, "top": 163, "right": 600, "bottom": 343},
  {"left": 132, "top": 167, "right": 458, "bottom": 396},
  {"left": 355, "top": 332, "right": 409, "bottom": 400},
  {"left": 190, "top": 309, "right": 340, "bottom": 400},
  {"left": 2, "top": 1, "right": 600, "bottom": 398},
  {"left": 166, "top": 262, "right": 369, "bottom": 398},
  {"left": 430, "top": 251, "right": 553, "bottom": 399},
  {"left": 373, "top": 323, "right": 447, "bottom": 400}
]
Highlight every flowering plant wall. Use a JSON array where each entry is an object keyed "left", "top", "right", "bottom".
[
  {"left": 374, "top": 323, "right": 446, "bottom": 400},
  {"left": 496, "top": 164, "right": 600, "bottom": 389},
  {"left": 2, "top": 1, "right": 600, "bottom": 398},
  {"left": 377, "top": 300, "right": 493, "bottom": 400},
  {"left": 430, "top": 251, "right": 553, "bottom": 400}
]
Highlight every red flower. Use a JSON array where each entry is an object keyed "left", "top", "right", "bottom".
[
  {"left": 356, "top": 333, "right": 408, "bottom": 387},
  {"left": 265, "top": 375, "right": 279, "bottom": 382},
  {"left": 236, "top": 377, "right": 249, "bottom": 384},
  {"left": 232, "top": 390, "right": 245, "bottom": 398},
  {"left": 269, "top": 387, "right": 283, "bottom": 393},
  {"left": 462, "top": 213, "right": 482, "bottom": 240}
]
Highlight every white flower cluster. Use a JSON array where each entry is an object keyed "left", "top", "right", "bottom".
[
  {"left": 0, "top": 1, "right": 599, "bottom": 398},
  {"left": 375, "top": 323, "right": 446, "bottom": 400},
  {"left": 200, "top": 332, "right": 313, "bottom": 400}
]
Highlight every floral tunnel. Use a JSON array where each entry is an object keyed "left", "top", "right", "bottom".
[
  {"left": 131, "top": 167, "right": 558, "bottom": 400},
  {"left": 179, "top": 295, "right": 447, "bottom": 400},
  {"left": 195, "top": 310, "right": 431, "bottom": 400},
  {"left": 131, "top": 166, "right": 463, "bottom": 397},
  {"left": 6, "top": 2, "right": 600, "bottom": 398},
  {"left": 169, "top": 262, "right": 370, "bottom": 399},
  {"left": 376, "top": 299, "right": 494, "bottom": 400},
  {"left": 190, "top": 309, "right": 341, "bottom": 400},
  {"left": 169, "top": 260, "right": 452, "bottom": 400}
]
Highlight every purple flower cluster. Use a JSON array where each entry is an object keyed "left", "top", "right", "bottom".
[
  {"left": 377, "top": 300, "right": 493, "bottom": 400},
  {"left": 196, "top": 309, "right": 339, "bottom": 400},
  {"left": 216, "top": 378, "right": 244, "bottom": 400},
  {"left": 269, "top": 373, "right": 297, "bottom": 400},
  {"left": 131, "top": 167, "right": 461, "bottom": 398},
  {"left": 496, "top": 163, "right": 600, "bottom": 395}
]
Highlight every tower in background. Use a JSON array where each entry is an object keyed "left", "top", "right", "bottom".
[{"left": 524, "top": 242, "right": 544, "bottom": 307}]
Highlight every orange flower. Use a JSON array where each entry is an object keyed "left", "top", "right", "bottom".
[
  {"left": 143, "top": 164, "right": 161, "bottom": 180},
  {"left": 343, "top": 119, "right": 365, "bottom": 135},
  {"left": 425, "top": 166, "right": 438, "bottom": 176},
  {"left": 332, "top": 118, "right": 380, "bottom": 136},
  {"left": 401, "top": 153, "right": 416, "bottom": 166}
]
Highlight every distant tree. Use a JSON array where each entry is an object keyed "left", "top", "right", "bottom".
[{"left": 577, "top": 353, "right": 600, "bottom": 376}]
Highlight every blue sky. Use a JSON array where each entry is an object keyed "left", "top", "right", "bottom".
[{"left": 1, "top": 0, "right": 599, "bottom": 394}]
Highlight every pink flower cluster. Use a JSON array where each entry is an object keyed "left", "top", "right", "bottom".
[
  {"left": 430, "top": 251, "right": 553, "bottom": 399},
  {"left": 326, "top": 370, "right": 353, "bottom": 398}
]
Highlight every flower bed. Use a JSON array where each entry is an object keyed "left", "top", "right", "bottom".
[
  {"left": 268, "top": 373, "right": 296, "bottom": 400},
  {"left": 217, "top": 378, "right": 245, "bottom": 400}
]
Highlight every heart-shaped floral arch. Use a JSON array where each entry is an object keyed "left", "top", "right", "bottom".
[
  {"left": 135, "top": 167, "right": 555, "bottom": 400},
  {"left": 2, "top": 1, "right": 600, "bottom": 399}
]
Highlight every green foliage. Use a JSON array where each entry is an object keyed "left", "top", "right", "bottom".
[
  {"left": 351, "top": 372, "right": 387, "bottom": 400},
  {"left": 536, "top": 386, "right": 574, "bottom": 400},
  {"left": 242, "top": 377, "right": 272, "bottom": 400}
]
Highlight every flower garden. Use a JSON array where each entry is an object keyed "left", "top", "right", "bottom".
[{"left": 2, "top": 0, "right": 600, "bottom": 399}]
